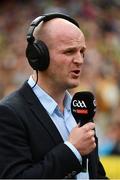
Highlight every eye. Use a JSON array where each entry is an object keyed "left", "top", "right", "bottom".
[
  {"left": 63, "top": 48, "right": 76, "bottom": 55},
  {"left": 80, "top": 48, "right": 85, "bottom": 58}
]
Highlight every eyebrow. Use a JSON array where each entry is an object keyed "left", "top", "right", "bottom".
[{"left": 63, "top": 46, "right": 86, "bottom": 52}]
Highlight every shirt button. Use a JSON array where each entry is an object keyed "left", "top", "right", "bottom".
[{"left": 71, "top": 170, "right": 77, "bottom": 176}]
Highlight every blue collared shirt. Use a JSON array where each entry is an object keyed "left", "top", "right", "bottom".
[{"left": 28, "top": 76, "right": 89, "bottom": 179}]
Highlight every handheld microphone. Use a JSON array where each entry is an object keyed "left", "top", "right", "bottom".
[{"left": 71, "top": 91, "right": 96, "bottom": 172}]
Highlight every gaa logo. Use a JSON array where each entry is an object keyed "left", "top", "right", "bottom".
[{"left": 72, "top": 100, "right": 87, "bottom": 108}]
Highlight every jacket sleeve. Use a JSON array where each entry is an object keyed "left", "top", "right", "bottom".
[{"left": 0, "top": 104, "right": 82, "bottom": 179}]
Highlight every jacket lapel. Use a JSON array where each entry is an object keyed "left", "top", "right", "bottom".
[{"left": 19, "top": 81, "right": 63, "bottom": 145}]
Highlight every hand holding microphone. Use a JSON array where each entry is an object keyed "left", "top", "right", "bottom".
[{"left": 68, "top": 122, "right": 96, "bottom": 155}]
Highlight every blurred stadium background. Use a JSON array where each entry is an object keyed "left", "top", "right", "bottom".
[{"left": 0, "top": 0, "right": 120, "bottom": 178}]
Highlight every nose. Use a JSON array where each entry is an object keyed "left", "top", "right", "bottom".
[{"left": 73, "top": 52, "right": 84, "bottom": 65}]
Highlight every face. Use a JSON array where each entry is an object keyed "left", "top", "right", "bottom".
[{"left": 41, "top": 19, "right": 86, "bottom": 91}]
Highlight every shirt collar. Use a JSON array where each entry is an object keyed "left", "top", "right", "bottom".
[{"left": 27, "top": 76, "right": 72, "bottom": 115}]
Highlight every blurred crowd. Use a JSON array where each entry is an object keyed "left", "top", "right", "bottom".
[{"left": 0, "top": 0, "right": 120, "bottom": 156}]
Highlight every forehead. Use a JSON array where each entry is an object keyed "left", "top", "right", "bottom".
[
  {"left": 58, "top": 29, "right": 85, "bottom": 46},
  {"left": 45, "top": 18, "right": 86, "bottom": 48},
  {"left": 55, "top": 30, "right": 85, "bottom": 50}
]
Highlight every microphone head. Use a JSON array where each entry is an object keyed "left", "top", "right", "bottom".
[{"left": 71, "top": 91, "right": 96, "bottom": 125}]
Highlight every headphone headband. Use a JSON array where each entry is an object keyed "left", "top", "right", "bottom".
[{"left": 27, "top": 13, "right": 80, "bottom": 43}]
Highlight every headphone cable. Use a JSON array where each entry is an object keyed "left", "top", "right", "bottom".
[{"left": 32, "top": 70, "right": 38, "bottom": 89}]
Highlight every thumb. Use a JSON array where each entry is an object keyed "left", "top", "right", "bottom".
[{"left": 77, "top": 122, "right": 81, "bottom": 127}]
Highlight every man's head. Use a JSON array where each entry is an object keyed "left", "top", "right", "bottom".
[
  {"left": 26, "top": 13, "right": 86, "bottom": 90},
  {"left": 26, "top": 13, "right": 80, "bottom": 71}
]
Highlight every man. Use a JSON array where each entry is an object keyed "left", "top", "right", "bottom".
[{"left": 0, "top": 13, "right": 107, "bottom": 179}]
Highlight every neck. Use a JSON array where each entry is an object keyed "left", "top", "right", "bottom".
[{"left": 32, "top": 73, "right": 66, "bottom": 112}]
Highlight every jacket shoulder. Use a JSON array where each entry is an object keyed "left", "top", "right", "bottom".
[{"left": 0, "top": 81, "right": 31, "bottom": 111}]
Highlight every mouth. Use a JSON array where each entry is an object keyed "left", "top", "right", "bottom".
[{"left": 71, "top": 70, "right": 80, "bottom": 78}]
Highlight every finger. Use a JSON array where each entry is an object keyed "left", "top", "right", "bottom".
[
  {"left": 91, "top": 136, "right": 95, "bottom": 143},
  {"left": 84, "top": 142, "right": 96, "bottom": 155},
  {"left": 88, "top": 141, "right": 96, "bottom": 153},
  {"left": 86, "top": 130, "right": 95, "bottom": 139},
  {"left": 83, "top": 122, "right": 95, "bottom": 131},
  {"left": 91, "top": 142, "right": 96, "bottom": 150},
  {"left": 89, "top": 130, "right": 95, "bottom": 137},
  {"left": 89, "top": 143, "right": 96, "bottom": 153},
  {"left": 77, "top": 122, "right": 80, "bottom": 127}
]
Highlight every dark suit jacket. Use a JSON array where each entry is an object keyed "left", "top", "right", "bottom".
[{"left": 0, "top": 82, "right": 108, "bottom": 179}]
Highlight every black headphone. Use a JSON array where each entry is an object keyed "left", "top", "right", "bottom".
[{"left": 26, "top": 13, "right": 80, "bottom": 71}]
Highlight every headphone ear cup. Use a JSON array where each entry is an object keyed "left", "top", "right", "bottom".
[{"left": 26, "top": 40, "right": 49, "bottom": 71}]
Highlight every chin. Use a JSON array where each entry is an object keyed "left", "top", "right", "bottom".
[{"left": 67, "top": 82, "right": 80, "bottom": 89}]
